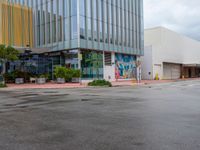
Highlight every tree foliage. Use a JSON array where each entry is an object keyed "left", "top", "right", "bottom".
[
  {"left": 0, "top": 44, "right": 19, "bottom": 74},
  {"left": 0, "top": 44, "right": 19, "bottom": 62}
]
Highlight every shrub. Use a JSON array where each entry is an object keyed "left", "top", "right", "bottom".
[
  {"left": 0, "top": 83, "right": 6, "bottom": 88},
  {"left": 88, "top": 80, "right": 112, "bottom": 87},
  {"left": 54, "top": 66, "right": 67, "bottom": 79},
  {"left": 65, "top": 68, "right": 73, "bottom": 82},
  {"left": 72, "top": 70, "right": 81, "bottom": 78},
  {"left": 54, "top": 67, "right": 81, "bottom": 82}
]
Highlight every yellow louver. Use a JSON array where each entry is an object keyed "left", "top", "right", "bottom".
[{"left": 0, "top": 1, "right": 33, "bottom": 48}]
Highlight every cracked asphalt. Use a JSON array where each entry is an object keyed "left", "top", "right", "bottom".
[{"left": 0, "top": 80, "right": 200, "bottom": 150}]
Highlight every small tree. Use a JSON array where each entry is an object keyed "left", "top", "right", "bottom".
[{"left": 0, "top": 45, "right": 19, "bottom": 74}]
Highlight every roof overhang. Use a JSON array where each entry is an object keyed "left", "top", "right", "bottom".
[
  {"left": 183, "top": 64, "right": 200, "bottom": 67},
  {"left": 14, "top": 47, "right": 51, "bottom": 54}
]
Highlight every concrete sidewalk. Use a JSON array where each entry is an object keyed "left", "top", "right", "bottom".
[
  {"left": 6, "top": 83, "right": 86, "bottom": 90},
  {"left": 112, "top": 79, "right": 174, "bottom": 87},
  {"left": 112, "top": 78, "right": 200, "bottom": 87},
  {"left": 2, "top": 78, "right": 200, "bottom": 90}
]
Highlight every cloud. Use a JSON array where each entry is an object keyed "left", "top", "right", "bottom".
[{"left": 144, "top": 0, "right": 200, "bottom": 41}]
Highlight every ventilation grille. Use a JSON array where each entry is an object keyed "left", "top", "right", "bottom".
[{"left": 104, "top": 52, "right": 112, "bottom": 66}]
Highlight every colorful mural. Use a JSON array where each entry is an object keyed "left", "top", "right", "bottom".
[{"left": 115, "top": 54, "right": 136, "bottom": 79}]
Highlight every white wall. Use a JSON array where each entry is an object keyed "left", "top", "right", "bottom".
[
  {"left": 143, "top": 27, "right": 200, "bottom": 79},
  {"left": 141, "top": 46, "right": 153, "bottom": 79},
  {"left": 104, "top": 52, "right": 115, "bottom": 81}
]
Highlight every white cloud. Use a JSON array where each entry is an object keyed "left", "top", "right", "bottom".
[{"left": 144, "top": 0, "right": 200, "bottom": 41}]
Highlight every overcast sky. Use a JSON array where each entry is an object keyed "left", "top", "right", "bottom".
[{"left": 144, "top": 0, "right": 200, "bottom": 41}]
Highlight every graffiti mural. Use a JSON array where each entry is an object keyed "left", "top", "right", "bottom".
[{"left": 115, "top": 54, "right": 136, "bottom": 79}]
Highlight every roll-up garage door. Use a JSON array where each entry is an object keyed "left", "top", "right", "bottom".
[{"left": 163, "top": 63, "right": 181, "bottom": 79}]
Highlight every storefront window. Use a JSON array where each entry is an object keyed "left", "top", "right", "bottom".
[
  {"left": 81, "top": 50, "right": 103, "bottom": 79},
  {"left": 64, "top": 50, "right": 79, "bottom": 69}
]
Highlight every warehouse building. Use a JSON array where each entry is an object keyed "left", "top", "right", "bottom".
[{"left": 142, "top": 27, "right": 200, "bottom": 80}]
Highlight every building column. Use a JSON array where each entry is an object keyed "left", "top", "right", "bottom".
[
  {"left": 78, "top": 49, "right": 82, "bottom": 70},
  {"left": 103, "top": 52, "right": 115, "bottom": 81}
]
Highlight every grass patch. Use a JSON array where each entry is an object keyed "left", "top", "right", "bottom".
[{"left": 88, "top": 80, "right": 112, "bottom": 87}]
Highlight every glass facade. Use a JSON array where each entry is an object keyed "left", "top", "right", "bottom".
[
  {"left": 6, "top": 0, "right": 143, "bottom": 79},
  {"left": 8, "top": 0, "right": 144, "bottom": 56},
  {"left": 9, "top": 54, "right": 52, "bottom": 76},
  {"left": 81, "top": 50, "right": 103, "bottom": 79}
]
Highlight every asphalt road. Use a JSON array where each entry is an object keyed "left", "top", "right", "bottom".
[{"left": 0, "top": 80, "right": 200, "bottom": 150}]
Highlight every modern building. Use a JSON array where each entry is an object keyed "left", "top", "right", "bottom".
[
  {"left": 142, "top": 27, "right": 200, "bottom": 80},
  {"left": 1, "top": 0, "right": 144, "bottom": 80}
]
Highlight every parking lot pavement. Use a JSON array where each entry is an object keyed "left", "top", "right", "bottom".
[{"left": 0, "top": 80, "right": 200, "bottom": 150}]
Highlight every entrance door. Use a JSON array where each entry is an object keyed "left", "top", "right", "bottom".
[{"left": 188, "top": 68, "right": 192, "bottom": 78}]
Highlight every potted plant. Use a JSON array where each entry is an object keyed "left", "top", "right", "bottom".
[
  {"left": 36, "top": 74, "right": 48, "bottom": 84},
  {"left": 14, "top": 70, "right": 24, "bottom": 84},
  {"left": 72, "top": 69, "right": 81, "bottom": 83},
  {"left": 54, "top": 66, "right": 66, "bottom": 84}
]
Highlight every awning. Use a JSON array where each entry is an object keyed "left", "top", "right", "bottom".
[{"left": 183, "top": 64, "right": 200, "bottom": 67}]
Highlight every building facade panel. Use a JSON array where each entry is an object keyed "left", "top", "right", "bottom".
[
  {"left": 8, "top": 0, "right": 143, "bottom": 55},
  {"left": 0, "top": 0, "right": 33, "bottom": 47}
]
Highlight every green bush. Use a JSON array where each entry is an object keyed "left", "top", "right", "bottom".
[
  {"left": 54, "top": 66, "right": 81, "bottom": 82},
  {"left": 54, "top": 66, "right": 67, "bottom": 79},
  {"left": 0, "top": 83, "right": 6, "bottom": 88},
  {"left": 72, "top": 70, "right": 81, "bottom": 78},
  {"left": 65, "top": 68, "right": 73, "bottom": 82},
  {"left": 88, "top": 80, "right": 112, "bottom": 87}
]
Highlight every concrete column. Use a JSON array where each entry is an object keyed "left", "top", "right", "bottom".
[{"left": 103, "top": 52, "right": 115, "bottom": 81}]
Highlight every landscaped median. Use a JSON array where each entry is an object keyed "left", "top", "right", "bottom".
[{"left": 88, "top": 80, "right": 112, "bottom": 87}]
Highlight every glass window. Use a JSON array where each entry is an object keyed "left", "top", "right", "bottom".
[
  {"left": 93, "top": 0, "right": 97, "bottom": 19},
  {"left": 80, "top": 16, "right": 86, "bottom": 39},
  {"left": 99, "top": 21, "right": 103, "bottom": 42},
  {"left": 71, "top": 16, "right": 77, "bottom": 39},
  {"left": 71, "top": 0, "right": 77, "bottom": 16},
  {"left": 93, "top": 20, "right": 97, "bottom": 42},
  {"left": 64, "top": 18, "right": 69, "bottom": 41},
  {"left": 81, "top": 50, "right": 103, "bottom": 79},
  {"left": 87, "top": 18, "right": 92, "bottom": 41},
  {"left": 63, "top": 0, "right": 68, "bottom": 17},
  {"left": 87, "top": 0, "right": 91, "bottom": 18},
  {"left": 80, "top": 0, "right": 85, "bottom": 16}
]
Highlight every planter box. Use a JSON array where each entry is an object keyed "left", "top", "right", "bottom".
[
  {"left": 57, "top": 78, "right": 65, "bottom": 84},
  {"left": 36, "top": 78, "right": 46, "bottom": 84},
  {"left": 15, "top": 78, "right": 24, "bottom": 84},
  {"left": 72, "top": 78, "right": 81, "bottom": 83}
]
